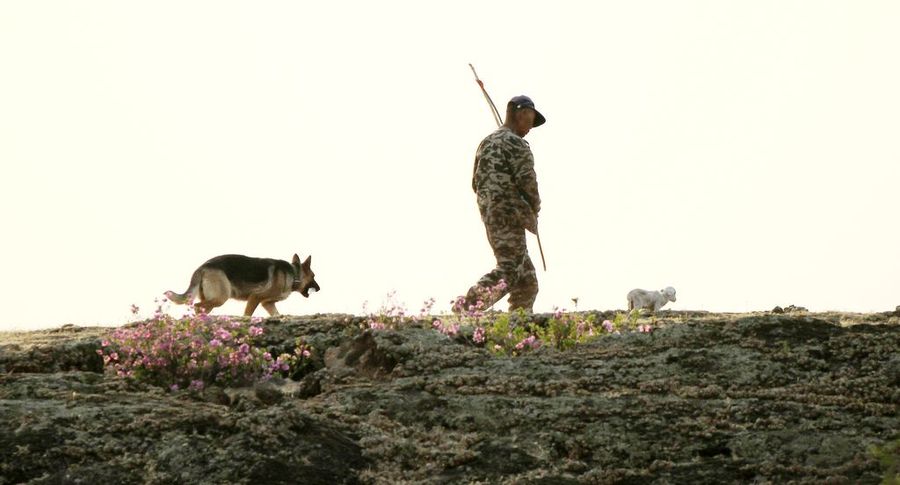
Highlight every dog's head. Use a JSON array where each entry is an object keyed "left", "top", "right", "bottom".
[
  {"left": 292, "top": 254, "right": 320, "bottom": 298},
  {"left": 662, "top": 286, "right": 676, "bottom": 302}
]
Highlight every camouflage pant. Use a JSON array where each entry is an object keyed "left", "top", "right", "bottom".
[{"left": 464, "top": 213, "right": 538, "bottom": 312}]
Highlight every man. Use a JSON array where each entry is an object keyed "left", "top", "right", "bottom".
[{"left": 458, "top": 95, "right": 546, "bottom": 313}]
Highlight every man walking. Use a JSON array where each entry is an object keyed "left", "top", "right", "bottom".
[{"left": 458, "top": 95, "right": 546, "bottom": 314}]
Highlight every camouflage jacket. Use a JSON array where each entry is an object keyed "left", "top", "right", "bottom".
[{"left": 471, "top": 127, "right": 541, "bottom": 229}]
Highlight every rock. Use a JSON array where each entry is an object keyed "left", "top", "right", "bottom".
[
  {"left": 253, "top": 381, "right": 284, "bottom": 406},
  {"left": 0, "top": 312, "right": 897, "bottom": 483}
]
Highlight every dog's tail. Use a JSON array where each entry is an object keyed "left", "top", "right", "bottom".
[{"left": 165, "top": 269, "right": 202, "bottom": 305}]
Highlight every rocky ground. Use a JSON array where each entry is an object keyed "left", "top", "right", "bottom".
[{"left": 1, "top": 311, "right": 898, "bottom": 484}]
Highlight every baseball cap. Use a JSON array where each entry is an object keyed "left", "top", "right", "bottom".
[{"left": 509, "top": 95, "right": 546, "bottom": 127}]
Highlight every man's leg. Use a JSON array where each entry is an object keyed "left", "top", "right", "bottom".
[
  {"left": 463, "top": 218, "right": 530, "bottom": 311},
  {"left": 507, "top": 254, "right": 538, "bottom": 313}
]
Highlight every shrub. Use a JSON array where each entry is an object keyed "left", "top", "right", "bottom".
[
  {"left": 363, "top": 291, "right": 436, "bottom": 331},
  {"left": 97, "top": 303, "right": 308, "bottom": 391},
  {"left": 532, "top": 308, "right": 601, "bottom": 351},
  {"left": 363, "top": 284, "right": 656, "bottom": 357}
]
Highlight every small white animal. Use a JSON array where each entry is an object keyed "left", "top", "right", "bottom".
[{"left": 627, "top": 286, "right": 677, "bottom": 312}]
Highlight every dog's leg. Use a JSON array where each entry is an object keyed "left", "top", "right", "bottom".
[
  {"left": 197, "top": 272, "right": 229, "bottom": 316},
  {"left": 195, "top": 299, "right": 221, "bottom": 315},
  {"left": 261, "top": 302, "right": 280, "bottom": 317},
  {"left": 244, "top": 298, "right": 260, "bottom": 317}
]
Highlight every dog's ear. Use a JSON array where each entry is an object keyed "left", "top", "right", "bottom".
[
  {"left": 303, "top": 255, "right": 312, "bottom": 267},
  {"left": 292, "top": 254, "right": 301, "bottom": 265}
]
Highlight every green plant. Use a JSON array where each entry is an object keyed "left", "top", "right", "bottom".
[
  {"left": 532, "top": 309, "right": 602, "bottom": 351},
  {"left": 366, "top": 286, "right": 655, "bottom": 358},
  {"left": 613, "top": 311, "right": 642, "bottom": 332},
  {"left": 870, "top": 438, "right": 900, "bottom": 485},
  {"left": 481, "top": 310, "right": 533, "bottom": 356}
]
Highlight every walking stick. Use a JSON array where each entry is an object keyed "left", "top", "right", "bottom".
[{"left": 469, "top": 64, "right": 547, "bottom": 272}]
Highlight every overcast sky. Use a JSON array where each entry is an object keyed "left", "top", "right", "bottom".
[{"left": 2, "top": 1, "right": 898, "bottom": 330}]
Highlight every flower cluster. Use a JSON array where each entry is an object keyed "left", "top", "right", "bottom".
[
  {"left": 98, "top": 303, "right": 309, "bottom": 391},
  {"left": 602, "top": 319, "right": 615, "bottom": 333},
  {"left": 530, "top": 308, "right": 601, "bottom": 351},
  {"left": 462, "top": 309, "right": 654, "bottom": 355},
  {"left": 362, "top": 292, "right": 441, "bottom": 332},
  {"left": 363, "top": 291, "right": 413, "bottom": 330},
  {"left": 432, "top": 319, "right": 460, "bottom": 336},
  {"left": 514, "top": 335, "right": 541, "bottom": 351},
  {"left": 472, "top": 326, "right": 486, "bottom": 344},
  {"left": 361, "top": 286, "right": 655, "bottom": 358},
  {"left": 468, "top": 310, "right": 538, "bottom": 357}
]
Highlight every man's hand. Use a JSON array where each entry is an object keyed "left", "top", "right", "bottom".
[{"left": 524, "top": 211, "right": 538, "bottom": 234}]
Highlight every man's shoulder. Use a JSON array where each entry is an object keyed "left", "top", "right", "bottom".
[{"left": 482, "top": 127, "right": 529, "bottom": 148}]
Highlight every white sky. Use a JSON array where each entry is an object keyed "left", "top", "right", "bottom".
[{"left": 1, "top": 1, "right": 898, "bottom": 330}]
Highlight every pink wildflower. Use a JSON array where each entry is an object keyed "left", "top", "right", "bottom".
[
  {"left": 514, "top": 336, "right": 541, "bottom": 351},
  {"left": 209, "top": 339, "right": 222, "bottom": 348},
  {"left": 602, "top": 320, "right": 614, "bottom": 333},
  {"left": 473, "top": 327, "right": 485, "bottom": 344},
  {"left": 249, "top": 326, "right": 264, "bottom": 337},
  {"left": 451, "top": 296, "right": 467, "bottom": 314},
  {"left": 419, "top": 298, "right": 436, "bottom": 316}
]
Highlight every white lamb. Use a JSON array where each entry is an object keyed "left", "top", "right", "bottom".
[{"left": 627, "top": 286, "right": 677, "bottom": 312}]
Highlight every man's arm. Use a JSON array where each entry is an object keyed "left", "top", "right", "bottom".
[{"left": 513, "top": 145, "right": 541, "bottom": 214}]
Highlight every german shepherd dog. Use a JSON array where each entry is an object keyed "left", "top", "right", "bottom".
[{"left": 165, "top": 254, "right": 320, "bottom": 317}]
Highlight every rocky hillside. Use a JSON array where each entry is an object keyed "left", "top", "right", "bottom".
[{"left": 1, "top": 311, "right": 898, "bottom": 484}]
